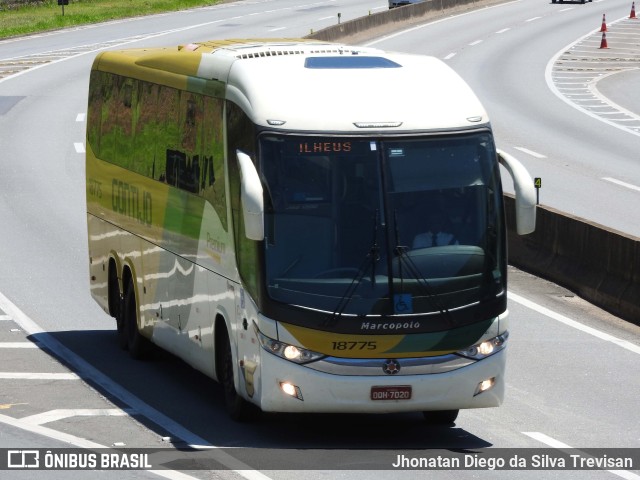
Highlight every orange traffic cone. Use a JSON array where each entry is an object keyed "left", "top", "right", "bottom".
[
  {"left": 599, "top": 31, "right": 609, "bottom": 49},
  {"left": 601, "top": 14, "right": 607, "bottom": 31},
  {"left": 631, "top": 2, "right": 637, "bottom": 18}
]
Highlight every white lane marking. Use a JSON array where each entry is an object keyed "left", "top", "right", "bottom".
[
  {"left": 0, "top": 290, "right": 274, "bottom": 480},
  {"left": 546, "top": 20, "right": 640, "bottom": 139},
  {"left": 523, "top": 432, "right": 640, "bottom": 480},
  {"left": 469, "top": 40, "right": 483, "bottom": 46},
  {"left": 76, "top": 113, "right": 85, "bottom": 122},
  {"left": 0, "top": 342, "right": 38, "bottom": 348},
  {"left": 444, "top": 52, "right": 457, "bottom": 60},
  {"left": 0, "top": 372, "right": 80, "bottom": 380},
  {"left": 318, "top": 15, "right": 334, "bottom": 20},
  {"left": 268, "top": 27, "right": 286, "bottom": 32},
  {"left": 22, "top": 408, "right": 136, "bottom": 426},
  {"left": 0, "top": 413, "right": 200, "bottom": 480},
  {"left": 526, "top": 16, "right": 541, "bottom": 22},
  {"left": 513, "top": 146, "right": 547, "bottom": 158},
  {"left": 524, "top": 431, "right": 571, "bottom": 448},
  {"left": 496, "top": 28, "right": 511, "bottom": 33},
  {"left": 603, "top": 177, "right": 640, "bottom": 192},
  {"left": 0, "top": 412, "right": 106, "bottom": 448},
  {"left": 74, "top": 142, "right": 85, "bottom": 153},
  {"left": 509, "top": 292, "right": 640, "bottom": 355},
  {"left": 365, "top": 0, "right": 520, "bottom": 46}
]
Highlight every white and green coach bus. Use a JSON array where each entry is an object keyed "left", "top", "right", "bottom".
[{"left": 86, "top": 39, "right": 536, "bottom": 423}]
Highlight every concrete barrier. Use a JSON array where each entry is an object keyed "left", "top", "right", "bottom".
[
  {"left": 505, "top": 196, "right": 639, "bottom": 325},
  {"left": 306, "top": 0, "right": 509, "bottom": 43},
  {"left": 306, "top": 5, "right": 640, "bottom": 325}
]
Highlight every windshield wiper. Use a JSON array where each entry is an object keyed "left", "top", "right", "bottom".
[{"left": 322, "top": 211, "right": 381, "bottom": 327}]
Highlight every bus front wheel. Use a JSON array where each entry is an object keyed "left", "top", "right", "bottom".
[{"left": 218, "top": 330, "right": 259, "bottom": 422}]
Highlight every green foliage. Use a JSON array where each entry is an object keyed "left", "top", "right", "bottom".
[{"left": 0, "top": 0, "right": 220, "bottom": 39}]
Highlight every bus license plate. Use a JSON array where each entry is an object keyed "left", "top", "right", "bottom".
[{"left": 370, "top": 385, "right": 412, "bottom": 401}]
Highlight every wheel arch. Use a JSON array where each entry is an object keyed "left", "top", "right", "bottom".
[
  {"left": 107, "top": 256, "right": 121, "bottom": 318},
  {"left": 214, "top": 313, "right": 232, "bottom": 383}
]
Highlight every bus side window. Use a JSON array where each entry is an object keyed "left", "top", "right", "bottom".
[
  {"left": 156, "top": 86, "right": 181, "bottom": 182},
  {"left": 201, "top": 156, "right": 215, "bottom": 190},
  {"left": 166, "top": 149, "right": 185, "bottom": 187},
  {"left": 87, "top": 70, "right": 105, "bottom": 156},
  {"left": 132, "top": 81, "right": 160, "bottom": 178},
  {"left": 115, "top": 77, "right": 134, "bottom": 170},
  {"left": 99, "top": 73, "right": 119, "bottom": 165},
  {"left": 200, "top": 96, "right": 227, "bottom": 232}
]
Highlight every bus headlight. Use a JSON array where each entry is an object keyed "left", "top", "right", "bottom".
[
  {"left": 457, "top": 332, "right": 508, "bottom": 360},
  {"left": 256, "top": 329, "right": 325, "bottom": 364}
]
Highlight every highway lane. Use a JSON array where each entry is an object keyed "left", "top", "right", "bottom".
[
  {"left": 0, "top": 0, "right": 385, "bottom": 56},
  {"left": 0, "top": 0, "right": 639, "bottom": 478},
  {"left": 368, "top": 0, "right": 640, "bottom": 237},
  {"left": 599, "top": 69, "right": 640, "bottom": 117}
]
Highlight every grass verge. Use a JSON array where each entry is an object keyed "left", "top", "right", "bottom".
[{"left": 0, "top": 0, "right": 223, "bottom": 40}]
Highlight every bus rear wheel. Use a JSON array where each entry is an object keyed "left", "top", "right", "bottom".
[
  {"left": 423, "top": 409, "right": 459, "bottom": 426},
  {"left": 123, "top": 278, "right": 150, "bottom": 360}
]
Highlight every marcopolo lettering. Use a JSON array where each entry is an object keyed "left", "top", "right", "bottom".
[{"left": 360, "top": 321, "right": 421, "bottom": 331}]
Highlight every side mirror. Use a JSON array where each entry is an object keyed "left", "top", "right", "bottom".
[
  {"left": 236, "top": 150, "right": 264, "bottom": 241},
  {"left": 497, "top": 149, "right": 537, "bottom": 235}
]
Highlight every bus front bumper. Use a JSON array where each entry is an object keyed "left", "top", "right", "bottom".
[{"left": 253, "top": 348, "right": 506, "bottom": 413}]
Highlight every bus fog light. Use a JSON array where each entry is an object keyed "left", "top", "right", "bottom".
[
  {"left": 280, "top": 382, "right": 304, "bottom": 401},
  {"left": 474, "top": 377, "right": 495, "bottom": 396}
]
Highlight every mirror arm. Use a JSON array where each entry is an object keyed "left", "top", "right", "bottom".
[{"left": 497, "top": 149, "right": 537, "bottom": 235}]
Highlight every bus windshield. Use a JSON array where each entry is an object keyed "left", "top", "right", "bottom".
[{"left": 260, "top": 132, "right": 505, "bottom": 320}]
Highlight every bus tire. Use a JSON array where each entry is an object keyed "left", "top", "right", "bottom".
[
  {"left": 218, "top": 329, "right": 258, "bottom": 422},
  {"left": 422, "top": 409, "right": 459, "bottom": 426},
  {"left": 123, "top": 278, "right": 150, "bottom": 360},
  {"left": 108, "top": 263, "right": 127, "bottom": 350},
  {"left": 116, "top": 296, "right": 127, "bottom": 351}
]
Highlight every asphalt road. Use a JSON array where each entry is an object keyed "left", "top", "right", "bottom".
[{"left": 598, "top": 69, "right": 640, "bottom": 116}]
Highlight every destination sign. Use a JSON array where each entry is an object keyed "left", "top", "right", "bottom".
[{"left": 298, "top": 141, "right": 352, "bottom": 154}]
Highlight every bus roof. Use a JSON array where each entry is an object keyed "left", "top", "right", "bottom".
[{"left": 94, "top": 39, "right": 489, "bottom": 133}]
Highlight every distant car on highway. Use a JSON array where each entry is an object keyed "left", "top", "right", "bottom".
[
  {"left": 551, "top": 0, "right": 592, "bottom": 3},
  {"left": 388, "top": 0, "right": 423, "bottom": 8}
]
